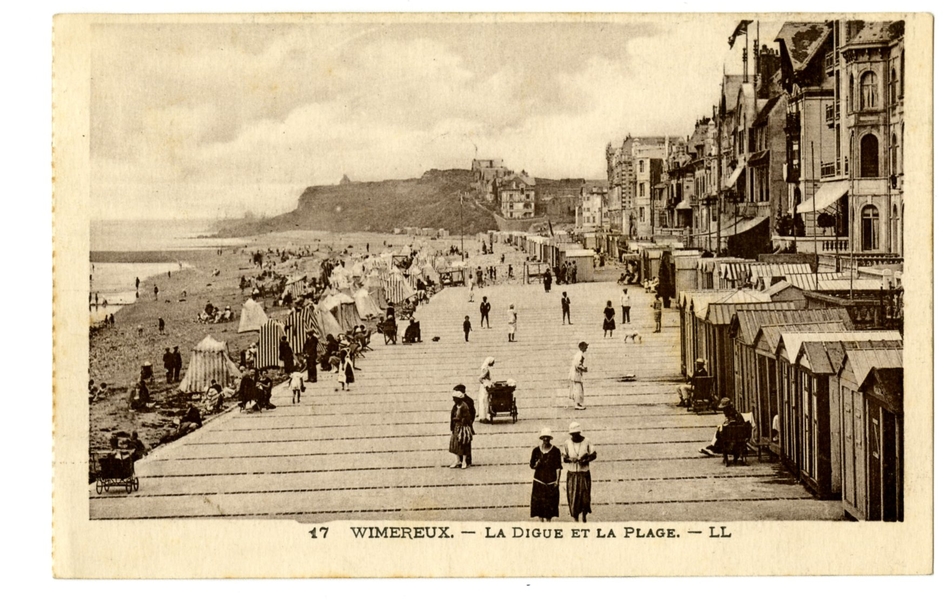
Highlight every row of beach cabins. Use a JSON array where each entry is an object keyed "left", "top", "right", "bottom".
[{"left": 675, "top": 256, "right": 903, "bottom": 523}]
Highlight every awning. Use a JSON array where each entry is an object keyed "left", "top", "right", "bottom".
[
  {"left": 749, "top": 150, "right": 769, "bottom": 165},
  {"left": 724, "top": 161, "right": 746, "bottom": 189},
  {"left": 674, "top": 199, "right": 692, "bottom": 211},
  {"left": 720, "top": 215, "right": 769, "bottom": 238},
  {"left": 796, "top": 180, "right": 849, "bottom": 214}
]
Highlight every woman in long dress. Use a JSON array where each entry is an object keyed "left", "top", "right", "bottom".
[
  {"left": 477, "top": 357, "right": 494, "bottom": 423},
  {"left": 449, "top": 391, "right": 474, "bottom": 469},
  {"left": 563, "top": 422, "right": 597, "bottom": 522},
  {"left": 603, "top": 301, "right": 616, "bottom": 338},
  {"left": 530, "top": 427, "right": 562, "bottom": 521}
]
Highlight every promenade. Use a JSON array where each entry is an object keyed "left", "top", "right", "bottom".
[{"left": 91, "top": 273, "right": 844, "bottom": 522}]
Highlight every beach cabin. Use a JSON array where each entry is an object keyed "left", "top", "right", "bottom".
[
  {"left": 564, "top": 248, "right": 596, "bottom": 282},
  {"left": 774, "top": 331, "right": 902, "bottom": 488},
  {"left": 764, "top": 280, "right": 808, "bottom": 309},
  {"left": 748, "top": 262, "right": 813, "bottom": 290},
  {"left": 730, "top": 308, "right": 853, "bottom": 445},
  {"left": 672, "top": 251, "right": 701, "bottom": 294},
  {"left": 695, "top": 290, "right": 778, "bottom": 402},
  {"left": 678, "top": 290, "right": 733, "bottom": 378},
  {"left": 836, "top": 348, "right": 904, "bottom": 521}
]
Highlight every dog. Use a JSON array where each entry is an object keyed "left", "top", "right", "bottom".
[{"left": 623, "top": 330, "right": 643, "bottom": 343}]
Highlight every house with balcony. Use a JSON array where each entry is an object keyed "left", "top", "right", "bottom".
[{"left": 577, "top": 181, "right": 609, "bottom": 229}]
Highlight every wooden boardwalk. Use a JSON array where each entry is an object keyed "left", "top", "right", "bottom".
[{"left": 91, "top": 276, "right": 845, "bottom": 522}]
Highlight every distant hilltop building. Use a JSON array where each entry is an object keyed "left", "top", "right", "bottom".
[
  {"left": 472, "top": 159, "right": 511, "bottom": 183},
  {"left": 339, "top": 174, "right": 352, "bottom": 185},
  {"left": 498, "top": 171, "right": 536, "bottom": 219}
]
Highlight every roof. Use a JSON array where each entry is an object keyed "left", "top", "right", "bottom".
[
  {"left": 841, "top": 347, "right": 904, "bottom": 388},
  {"left": 732, "top": 307, "right": 854, "bottom": 345},
  {"left": 798, "top": 338, "right": 903, "bottom": 375},
  {"left": 721, "top": 74, "right": 745, "bottom": 113},
  {"left": 752, "top": 96, "right": 782, "bottom": 127},
  {"left": 695, "top": 289, "right": 770, "bottom": 321},
  {"left": 679, "top": 289, "right": 734, "bottom": 313},
  {"left": 775, "top": 22, "right": 832, "bottom": 72},
  {"left": 706, "top": 301, "right": 795, "bottom": 326},
  {"left": 846, "top": 20, "right": 904, "bottom": 47},
  {"left": 778, "top": 331, "right": 902, "bottom": 365},
  {"left": 755, "top": 321, "right": 849, "bottom": 355}
]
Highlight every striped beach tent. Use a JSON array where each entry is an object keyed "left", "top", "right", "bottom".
[
  {"left": 282, "top": 308, "right": 309, "bottom": 354},
  {"left": 178, "top": 336, "right": 242, "bottom": 393},
  {"left": 385, "top": 270, "right": 412, "bottom": 304},
  {"left": 285, "top": 276, "right": 309, "bottom": 300},
  {"left": 257, "top": 319, "right": 286, "bottom": 369}
]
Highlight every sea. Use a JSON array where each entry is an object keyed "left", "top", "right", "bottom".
[{"left": 89, "top": 219, "right": 247, "bottom": 321}]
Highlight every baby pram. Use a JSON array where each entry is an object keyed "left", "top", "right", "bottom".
[
  {"left": 487, "top": 382, "right": 518, "bottom": 423},
  {"left": 91, "top": 451, "right": 139, "bottom": 494}
]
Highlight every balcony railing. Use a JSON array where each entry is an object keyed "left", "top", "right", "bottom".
[
  {"left": 820, "top": 162, "right": 836, "bottom": 178},
  {"left": 773, "top": 235, "right": 849, "bottom": 254}
]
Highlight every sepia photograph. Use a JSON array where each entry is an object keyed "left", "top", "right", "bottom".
[{"left": 51, "top": 9, "right": 934, "bottom": 578}]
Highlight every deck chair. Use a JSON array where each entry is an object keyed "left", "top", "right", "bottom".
[
  {"left": 721, "top": 421, "right": 753, "bottom": 466},
  {"left": 688, "top": 376, "right": 716, "bottom": 413}
]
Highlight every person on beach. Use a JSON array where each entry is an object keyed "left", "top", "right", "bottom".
[
  {"left": 699, "top": 399, "right": 745, "bottom": 456},
  {"left": 530, "top": 427, "right": 562, "bottom": 522},
  {"left": 453, "top": 384, "right": 476, "bottom": 425},
  {"left": 289, "top": 370, "right": 305, "bottom": 404},
  {"left": 463, "top": 316, "right": 472, "bottom": 342},
  {"left": 171, "top": 347, "right": 182, "bottom": 382},
  {"left": 476, "top": 266, "right": 484, "bottom": 288},
  {"left": 561, "top": 291, "right": 572, "bottom": 325},
  {"left": 469, "top": 277, "right": 476, "bottom": 303},
  {"left": 336, "top": 350, "right": 355, "bottom": 392},
  {"left": 677, "top": 358, "right": 709, "bottom": 408},
  {"left": 620, "top": 288, "right": 631, "bottom": 324},
  {"left": 162, "top": 348, "right": 174, "bottom": 383},
  {"left": 507, "top": 304, "right": 518, "bottom": 342},
  {"left": 158, "top": 317, "right": 165, "bottom": 335},
  {"left": 304, "top": 331, "right": 320, "bottom": 382},
  {"left": 153, "top": 285, "right": 159, "bottom": 301},
  {"left": 479, "top": 296, "right": 491, "bottom": 328},
  {"left": 477, "top": 357, "right": 494, "bottom": 423},
  {"left": 569, "top": 342, "right": 589, "bottom": 410},
  {"left": 279, "top": 336, "right": 295, "bottom": 375},
  {"left": 603, "top": 301, "right": 616, "bottom": 338},
  {"left": 563, "top": 422, "right": 597, "bottom": 522},
  {"left": 543, "top": 268, "right": 553, "bottom": 293},
  {"left": 651, "top": 293, "right": 664, "bottom": 333},
  {"left": 449, "top": 390, "right": 474, "bottom": 469}
]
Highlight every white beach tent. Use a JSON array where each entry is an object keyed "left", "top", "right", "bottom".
[
  {"left": 353, "top": 288, "right": 383, "bottom": 319},
  {"left": 178, "top": 336, "right": 243, "bottom": 393},
  {"left": 238, "top": 298, "right": 269, "bottom": 333},
  {"left": 324, "top": 292, "right": 362, "bottom": 332}
]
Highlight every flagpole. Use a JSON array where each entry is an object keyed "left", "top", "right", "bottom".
[{"left": 459, "top": 191, "right": 464, "bottom": 257}]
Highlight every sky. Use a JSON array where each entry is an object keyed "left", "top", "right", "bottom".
[{"left": 90, "top": 16, "right": 782, "bottom": 220}]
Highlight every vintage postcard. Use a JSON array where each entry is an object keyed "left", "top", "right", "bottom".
[{"left": 52, "top": 12, "right": 933, "bottom": 577}]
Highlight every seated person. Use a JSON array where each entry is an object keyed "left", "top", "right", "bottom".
[
  {"left": 128, "top": 431, "right": 148, "bottom": 462},
  {"left": 403, "top": 317, "right": 422, "bottom": 343},
  {"left": 677, "top": 358, "right": 708, "bottom": 407},
  {"left": 178, "top": 405, "right": 203, "bottom": 435},
  {"left": 222, "top": 306, "right": 233, "bottom": 320},
  {"left": 699, "top": 399, "right": 745, "bottom": 456}
]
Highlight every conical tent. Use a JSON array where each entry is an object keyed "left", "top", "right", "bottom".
[
  {"left": 238, "top": 298, "right": 268, "bottom": 333},
  {"left": 325, "top": 293, "right": 362, "bottom": 332},
  {"left": 353, "top": 288, "right": 382, "bottom": 319},
  {"left": 309, "top": 302, "right": 343, "bottom": 339},
  {"left": 178, "top": 336, "right": 242, "bottom": 393}
]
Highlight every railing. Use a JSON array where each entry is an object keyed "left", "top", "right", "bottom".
[
  {"left": 773, "top": 236, "right": 849, "bottom": 254},
  {"left": 820, "top": 162, "right": 836, "bottom": 178}
]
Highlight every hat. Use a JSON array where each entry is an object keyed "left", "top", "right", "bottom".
[
  {"left": 453, "top": 384, "right": 467, "bottom": 393},
  {"left": 539, "top": 427, "right": 553, "bottom": 440},
  {"left": 452, "top": 391, "right": 464, "bottom": 399},
  {"left": 568, "top": 422, "right": 582, "bottom": 434},
  {"left": 718, "top": 398, "right": 733, "bottom": 409},
  {"left": 696, "top": 358, "right": 706, "bottom": 365}
]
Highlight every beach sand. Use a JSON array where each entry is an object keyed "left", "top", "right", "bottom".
[{"left": 87, "top": 230, "right": 505, "bottom": 461}]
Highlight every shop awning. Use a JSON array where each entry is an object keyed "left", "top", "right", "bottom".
[
  {"left": 724, "top": 161, "right": 746, "bottom": 189},
  {"left": 674, "top": 199, "right": 692, "bottom": 211},
  {"left": 796, "top": 180, "right": 849, "bottom": 214},
  {"left": 720, "top": 215, "right": 769, "bottom": 238},
  {"left": 749, "top": 150, "right": 770, "bottom": 165}
]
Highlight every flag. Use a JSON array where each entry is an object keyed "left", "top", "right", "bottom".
[{"left": 728, "top": 20, "right": 752, "bottom": 48}]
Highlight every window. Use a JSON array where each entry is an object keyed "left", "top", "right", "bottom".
[
  {"left": 639, "top": 182, "right": 646, "bottom": 196},
  {"left": 900, "top": 51, "right": 905, "bottom": 97},
  {"left": 639, "top": 207, "right": 645, "bottom": 221},
  {"left": 890, "top": 133, "right": 899, "bottom": 175},
  {"left": 639, "top": 161, "right": 645, "bottom": 173},
  {"left": 861, "top": 134, "right": 879, "bottom": 178},
  {"left": 890, "top": 68, "right": 898, "bottom": 106},
  {"left": 861, "top": 205, "right": 880, "bottom": 251},
  {"left": 849, "top": 74, "right": 855, "bottom": 111},
  {"left": 860, "top": 71, "right": 879, "bottom": 110}
]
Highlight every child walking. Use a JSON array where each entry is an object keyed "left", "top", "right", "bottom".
[
  {"left": 289, "top": 370, "right": 305, "bottom": 404},
  {"left": 463, "top": 316, "right": 472, "bottom": 342}
]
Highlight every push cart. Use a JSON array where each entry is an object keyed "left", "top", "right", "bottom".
[
  {"left": 487, "top": 382, "right": 518, "bottom": 423},
  {"left": 91, "top": 451, "right": 139, "bottom": 494}
]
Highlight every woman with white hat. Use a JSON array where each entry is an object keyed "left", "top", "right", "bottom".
[
  {"left": 529, "top": 427, "right": 562, "bottom": 521},
  {"left": 563, "top": 421, "right": 597, "bottom": 522}
]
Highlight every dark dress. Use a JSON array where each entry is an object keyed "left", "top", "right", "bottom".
[
  {"left": 530, "top": 446, "right": 562, "bottom": 519},
  {"left": 603, "top": 306, "right": 616, "bottom": 331},
  {"left": 449, "top": 402, "right": 474, "bottom": 458}
]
